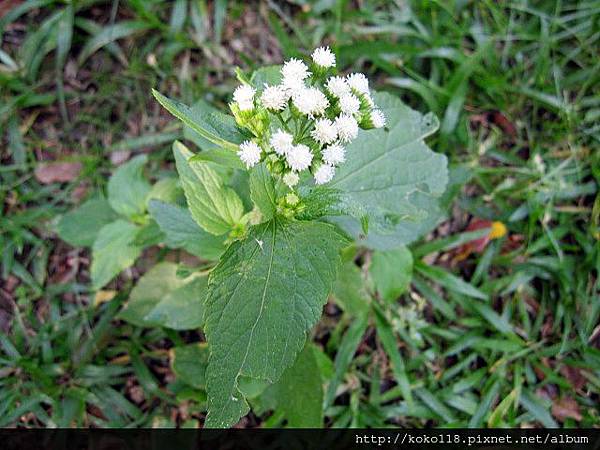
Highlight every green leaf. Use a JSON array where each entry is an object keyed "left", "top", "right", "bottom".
[
  {"left": 370, "top": 246, "right": 413, "bottom": 302},
  {"left": 373, "top": 305, "right": 414, "bottom": 412},
  {"left": 56, "top": 197, "right": 118, "bottom": 247},
  {"left": 147, "top": 177, "right": 180, "bottom": 205},
  {"left": 250, "top": 65, "right": 282, "bottom": 88},
  {"left": 90, "top": 220, "right": 142, "bottom": 290},
  {"left": 148, "top": 200, "right": 225, "bottom": 260},
  {"left": 203, "top": 219, "right": 348, "bottom": 428},
  {"left": 152, "top": 91, "right": 244, "bottom": 151},
  {"left": 78, "top": 21, "right": 149, "bottom": 65},
  {"left": 118, "top": 262, "right": 188, "bottom": 327},
  {"left": 145, "top": 275, "right": 208, "bottom": 330},
  {"left": 329, "top": 92, "right": 448, "bottom": 249},
  {"left": 171, "top": 343, "right": 210, "bottom": 389},
  {"left": 331, "top": 261, "right": 370, "bottom": 316},
  {"left": 268, "top": 344, "right": 324, "bottom": 427},
  {"left": 249, "top": 164, "right": 276, "bottom": 221},
  {"left": 107, "top": 155, "right": 151, "bottom": 219},
  {"left": 188, "top": 148, "right": 245, "bottom": 170},
  {"left": 173, "top": 142, "right": 244, "bottom": 236}
]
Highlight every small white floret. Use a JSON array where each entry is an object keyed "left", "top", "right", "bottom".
[
  {"left": 346, "top": 73, "right": 369, "bottom": 94},
  {"left": 326, "top": 76, "right": 350, "bottom": 98},
  {"left": 286, "top": 144, "right": 313, "bottom": 171},
  {"left": 314, "top": 164, "right": 335, "bottom": 185},
  {"left": 335, "top": 114, "right": 359, "bottom": 143},
  {"left": 339, "top": 93, "right": 360, "bottom": 115},
  {"left": 281, "top": 58, "right": 310, "bottom": 90},
  {"left": 270, "top": 129, "right": 294, "bottom": 156},
  {"left": 371, "top": 109, "right": 386, "bottom": 128},
  {"left": 322, "top": 143, "right": 346, "bottom": 166},
  {"left": 292, "top": 87, "right": 329, "bottom": 116},
  {"left": 261, "top": 84, "right": 289, "bottom": 110},
  {"left": 311, "top": 46, "right": 336, "bottom": 68},
  {"left": 233, "top": 84, "right": 255, "bottom": 111},
  {"left": 238, "top": 140, "right": 261, "bottom": 168},
  {"left": 282, "top": 171, "right": 300, "bottom": 187},
  {"left": 311, "top": 118, "right": 337, "bottom": 145}
]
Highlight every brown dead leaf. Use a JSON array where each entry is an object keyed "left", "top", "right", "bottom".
[
  {"left": 552, "top": 396, "right": 582, "bottom": 422},
  {"left": 0, "top": 1, "right": 23, "bottom": 18},
  {"left": 560, "top": 365, "right": 587, "bottom": 391},
  {"left": 34, "top": 162, "right": 82, "bottom": 184},
  {"left": 110, "top": 150, "right": 130, "bottom": 165}
]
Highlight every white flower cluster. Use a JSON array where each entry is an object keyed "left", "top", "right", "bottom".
[{"left": 231, "top": 46, "right": 385, "bottom": 187}]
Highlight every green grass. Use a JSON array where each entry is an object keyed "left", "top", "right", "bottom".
[{"left": 1, "top": 0, "right": 598, "bottom": 427}]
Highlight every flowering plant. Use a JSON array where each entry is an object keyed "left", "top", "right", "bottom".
[{"left": 150, "top": 47, "right": 448, "bottom": 427}]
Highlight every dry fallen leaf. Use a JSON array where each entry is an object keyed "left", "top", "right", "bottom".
[
  {"left": 34, "top": 162, "right": 82, "bottom": 184},
  {"left": 552, "top": 396, "right": 582, "bottom": 422}
]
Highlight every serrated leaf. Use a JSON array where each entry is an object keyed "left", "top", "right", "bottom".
[
  {"left": 107, "top": 155, "right": 151, "bottom": 219},
  {"left": 153, "top": 90, "right": 244, "bottom": 151},
  {"left": 56, "top": 197, "right": 118, "bottom": 247},
  {"left": 329, "top": 92, "right": 448, "bottom": 249},
  {"left": 171, "top": 343, "right": 210, "bottom": 389},
  {"left": 174, "top": 141, "right": 244, "bottom": 235},
  {"left": 249, "top": 164, "right": 276, "bottom": 221},
  {"left": 269, "top": 343, "right": 324, "bottom": 427},
  {"left": 370, "top": 246, "right": 413, "bottom": 302},
  {"left": 148, "top": 200, "right": 225, "bottom": 260},
  {"left": 90, "top": 220, "right": 142, "bottom": 290},
  {"left": 145, "top": 275, "right": 208, "bottom": 330},
  {"left": 118, "top": 262, "right": 188, "bottom": 327},
  {"left": 203, "top": 219, "right": 348, "bottom": 428}
]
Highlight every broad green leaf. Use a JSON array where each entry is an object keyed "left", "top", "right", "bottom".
[
  {"left": 147, "top": 177, "right": 180, "bottom": 205},
  {"left": 188, "top": 148, "right": 245, "bottom": 170},
  {"left": 331, "top": 261, "right": 370, "bottom": 316},
  {"left": 118, "top": 262, "right": 188, "bottom": 327},
  {"left": 171, "top": 343, "right": 210, "bottom": 389},
  {"left": 250, "top": 65, "right": 282, "bottom": 89},
  {"left": 203, "top": 219, "right": 348, "bottom": 428},
  {"left": 107, "top": 155, "right": 151, "bottom": 219},
  {"left": 329, "top": 92, "right": 448, "bottom": 249},
  {"left": 145, "top": 276, "right": 208, "bottom": 330},
  {"left": 370, "top": 246, "right": 413, "bottom": 302},
  {"left": 174, "top": 142, "right": 244, "bottom": 235},
  {"left": 269, "top": 344, "right": 324, "bottom": 427},
  {"left": 90, "top": 220, "right": 142, "bottom": 290},
  {"left": 249, "top": 164, "right": 276, "bottom": 221},
  {"left": 56, "top": 197, "right": 118, "bottom": 247},
  {"left": 153, "top": 91, "right": 244, "bottom": 151},
  {"left": 148, "top": 200, "right": 225, "bottom": 260}
]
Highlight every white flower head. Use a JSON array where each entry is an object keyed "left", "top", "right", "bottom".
[
  {"left": 326, "top": 76, "right": 350, "bottom": 98},
  {"left": 292, "top": 87, "right": 329, "bottom": 116},
  {"left": 371, "top": 109, "right": 386, "bottom": 128},
  {"left": 238, "top": 140, "right": 261, "bottom": 168},
  {"left": 281, "top": 58, "right": 310, "bottom": 90},
  {"left": 346, "top": 73, "right": 369, "bottom": 94},
  {"left": 261, "top": 84, "right": 289, "bottom": 110},
  {"left": 282, "top": 171, "right": 300, "bottom": 187},
  {"left": 311, "top": 118, "right": 337, "bottom": 144},
  {"left": 233, "top": 84, "right": 255, "bottom": 111},
  {"left": 322, "top": 143, "right": 346, "bottom": 166},
  {"left": 270, "top": 129, "right": 294, "bottom": 156},
  {"left": 286, "top": 144, "right": 313, "bottom": 172},
  {"left": 311, "top": 46, "right": 336, "bottom": 68},
  {"left": 335, "top": 114, "right": 359, "bottom": 143},
  {"left": 314, "top": 164, "right": 335, "bottom": 185},
  {"left": 339, "top": 93, "right": 360, "bottom": 115}
]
